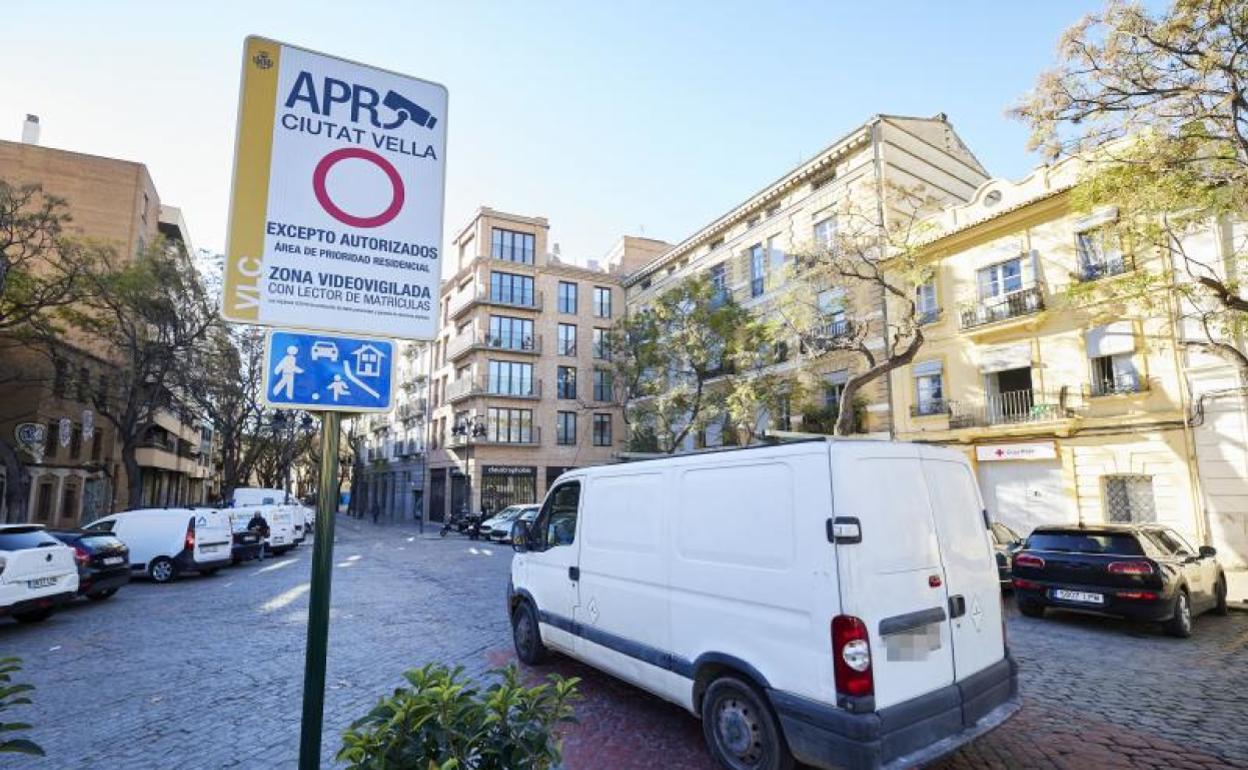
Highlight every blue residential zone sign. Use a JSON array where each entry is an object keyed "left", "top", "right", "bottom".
[{"left": 264, "top": 330, "right": 395, "bottom": 412}]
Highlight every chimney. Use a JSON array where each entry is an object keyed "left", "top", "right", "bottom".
[{"left": 21, "top": 114, "right": 40, "bottom": 145}]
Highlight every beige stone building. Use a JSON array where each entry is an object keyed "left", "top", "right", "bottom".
[
  {"left": 423, "top": 208, "right": 667, "bottom": 520},
  {"left": 0, "top": 118, "right": 216, "bottom": 522},
  {"left": 623, "top": 113, "right": 989, "bottom": 445}
]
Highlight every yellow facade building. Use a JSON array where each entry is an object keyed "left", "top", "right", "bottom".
[{"left": 888, "top": 156, "right": 1210, "bottom": 549}]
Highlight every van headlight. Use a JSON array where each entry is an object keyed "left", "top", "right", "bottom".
[{"left": 842, "top": 639, "right": 871, "bottom": 672}]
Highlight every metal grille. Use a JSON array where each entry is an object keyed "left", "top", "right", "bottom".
[{"left": 1104, "top": 475, "right": 1155, "bottom": 523}]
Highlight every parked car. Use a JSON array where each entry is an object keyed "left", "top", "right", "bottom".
[
  {"left": 83, "top": 508, "right": 233, "bottom": 584},
  {"left": 225, "top": 511, "right": 264, "bottom": 563},
  {"left": 482, "top": 505, "right": 539, "bottom": 542},
  {"left": 48, "top": 529, "right": 130, "bottom": 601},
  {"left": 990, "top": 522, "right": 1022, "bottom": 588},
  {"left": 0, "top": 524, "right": 79, "bottom": 622},
  {"left": 1011, "top": 523, "right": 1229, "bottom": 637},
  {"left": 507, "top": 440, "right": 1018, "bottom": 770}
]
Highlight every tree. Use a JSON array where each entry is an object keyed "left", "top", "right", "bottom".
[
  {"left": 605, "top": 274, "right": 772, "bottom": 452},
  {"left": 52, "top": 239, "right": 216, "bottom": 508},
  {"left": 781, "top": 184, "right": 940, "bottom": 435},
  {"left": 1014, "top": 0, "right": 1248, "bottom": 374}
]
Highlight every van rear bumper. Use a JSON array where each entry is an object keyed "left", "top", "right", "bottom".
[{"left": 769, "top": 653, "right": 1019, "bottom": 770}]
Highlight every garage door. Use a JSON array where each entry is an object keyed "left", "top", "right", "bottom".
[{"left": 978, "top": 460, "right": 1077, "bottom": 536}]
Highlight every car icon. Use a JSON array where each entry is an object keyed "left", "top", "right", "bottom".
[{"left": 310, "top": 341, "right": 339, "bottom": 362}]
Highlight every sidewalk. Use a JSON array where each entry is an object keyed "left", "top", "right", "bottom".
[{"left": 1225, "top": 568, "right": 1248, "bottom": 610}]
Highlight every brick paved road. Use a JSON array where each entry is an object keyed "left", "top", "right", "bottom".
[{"left": 3, "top": 517, "right": 1246, "bottom": 768}]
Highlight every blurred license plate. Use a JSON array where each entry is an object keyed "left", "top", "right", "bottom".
[
  {"left": 27, "top": 577, "right": 56, "bottom": 589},
  {"left": 201, "top": 545, "right": 221, "bottom": 554},
  {"left": 1053, "top": 589, "right": 1103, "bottom": 604},
  {"left": 103, "top": 557, "right": 124, "bottom": 566}
]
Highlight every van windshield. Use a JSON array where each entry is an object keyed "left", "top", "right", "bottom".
[{"left": 1025, "top": 531, "right": 1143, "bottom": 556}]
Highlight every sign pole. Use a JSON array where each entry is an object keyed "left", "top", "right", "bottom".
[{"left": 299, "top": 410, "right": 342, "bottom": 770}]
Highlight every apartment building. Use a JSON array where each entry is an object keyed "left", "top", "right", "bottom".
[
  {"left": 0, "top": 118, "right": 216, "bottom": 522},
  {"left": 352, "top": 341, "right": 431, "bottom": 522},
  {"left": 623, "top": 114, "right": 989, "bottom": 444},
  {"left": 886, "top": 154, "right": 1217, "bottom": 554},
  {"left": 424, "top": 208, "right": 667, "bottom": 521}
]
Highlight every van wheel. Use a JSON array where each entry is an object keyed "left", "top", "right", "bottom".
[
  {"left": 1213, "top": 575, "right": 1229, "bottom": 616},
  {"left": 1166, "top": 590, "right": 1193, "bottom": 638},
  {"left": 511, "top": 601, "right": 547, "bottom": 665},
  {"left": 148, "top": 557, "right": 177, "bottom": 584},
  {"left": 13, "top": 608, "right": 54, "bottom": 623},
  {"left": 701, "top": 676, "right": 794, "bottom": 770}
]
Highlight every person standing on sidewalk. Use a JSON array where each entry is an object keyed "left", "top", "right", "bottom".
[
  {"left": 371, "top": 501, "right": 380, "bottom": 525},
  {"left": 247, "top": 510, "right": 269, "bottom": 561}
]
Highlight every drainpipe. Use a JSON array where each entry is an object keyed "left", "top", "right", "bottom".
[{"left": 871, "top": 118, "right": 895, "bottom": 439}]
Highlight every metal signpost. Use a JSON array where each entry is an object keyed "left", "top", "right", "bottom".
[{"left": 222, "top": 36, "right": 446, "bottom": 769}]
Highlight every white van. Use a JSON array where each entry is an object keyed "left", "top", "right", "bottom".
[
  {"left": 85, "top": 508, "right": 233, "bottom": 583},
  {"left": 507, "top": 440, "right": 1018, "bottom": 770},
  {"left": 0, "top": 525, "right": 79, "bottom": 622}
]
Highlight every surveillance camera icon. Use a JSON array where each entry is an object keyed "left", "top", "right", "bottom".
[{"left": 381, "top": 90, "right": 438, "bottom": 130}]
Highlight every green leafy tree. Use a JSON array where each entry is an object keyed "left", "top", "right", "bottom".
[
  {"left": 1014, "top": 0, "right": 1248, "bottom": 373},
  {"left": 337, "top": 664, "right": 578, "bottom": 770},
  {"left": 605, "top": 274, "right": 776, "bottom": 452},
  {"left": 0, "top": 657, "right": 43, "bottom": 757}
]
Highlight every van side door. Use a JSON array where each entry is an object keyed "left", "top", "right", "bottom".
[{"left": 524, "top": 481, "right": 584, "bottom": 653}]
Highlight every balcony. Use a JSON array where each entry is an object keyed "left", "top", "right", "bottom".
[
  {"left": 450, "top": 286, "right": 544, "bottom": 320},
  {"left": 910, "top": 399, "right": 951, "bottom": 418},
  {"left": 959, "top": 286, "right": 1044, "bottom": 331},
  {"left": 946, "top": 388, "right": 1078, "bottom": 429},
  {"left": 1076, "top": 255, "right": 1133, "bottom": 283},
  {"left": 397, "top": 400, "right": 426, "bottom": 422},
  {"left": 394, "top": 439, "right": 424, "bottom": 457},
  {"left": 446, "top": 377, "right": 543, "bottom": 404},
  {"left": 1085, "top": 374, "right": 1149, "bottom": 398},
  {"left": 450, "top": 426, "right": 542, "bottom": 448},
  {"left": 448, "top": 331, "right": 542, "bottom": 361}
]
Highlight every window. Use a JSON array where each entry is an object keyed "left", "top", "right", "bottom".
[
  {"left": 1104, "top": 475, "right": 1156, "bottom": 524},
  {"left": 709, "top": 262, "right": 728, "bottom": 303},
  {"left": 491, "top": 228, "right": 535, "bottom": 264},
  {"left": 558, "top": 281, "right": 578, "bottom": 314},
  {"left": 592, "top": 286, "right": 612, "bottom": 318},
  {"left": 53, "top": 360, "right": 68, "bottom": 398},
  {"left": 557, "top": 366, "right": 577, "bottom": 399},
  {"left": 814, "top": 217, "right": 837, "bottom": 249},
  {"left": 487, "top": 361, "right": 534, "bottom": 396},
  {"left": 487, "top": 407, "right": 534, "bottom": 444},
  {"left": 69, "top": 424, "right": 82, "bottom": 459},
  {"left": 750, "top": 244, "right": 766, "bottom": 297},
  {"left": 77, "top": 365, "right": 90, "bottom": 401},
  {"left": 593, "top": 369, "right": 613, "bottom": 402},
  {"left": 592, "top": 328, "right": 609, "bottom": 360},
  {"left": 817, "top": 289, "right": 848, "bottom": 336},
  {"left": 35, "top": 479, "right": 54, "bottom": 522},
  {"left": 1090, "top": 353, "right": 1139, "bottom": 396},
  {"left": 824, "top": 373, "right": 847, "bottom": 411},
  {"left": 1148, "top": 528, "right": 1196, "bottom": 557},
  {"left": 977, "top": 258, "right": 1023, "bottom": 299},
  {"left": 767, "top": 235, "right": 785, "bottom": 275},
  {"left": 45, "top": 421, "right": 57, "bottom": 460},
  {"left": 538, "top": 481, "right": 581, "bottom": 548},
  {"left": 1076, "top": 227, "right": 1126, "bottom": 281},
  {"left": 775, "top": 396, "right": 792, "bottom": 431},
  {"left": 556, "top": 411, "right": 577, "bottom": 445},
  {"left": 558, "top": 324, "right": 577, "bottom": 356},
  {"left": 489, "top": 271, "right": 535, "bottom": 306},
  {"left": 592, "top": 414, "right": 612, "bottom": 446},
  {"left": 913, "top": 362, "right": 945, "bottom": 416},
  {"left": 91, "top": 429, "right": 103, "bottom": 461},
  {"left": 488, "top": 316, "right": 534, "bottom": 351},
  {"left": 60, "top": 480, "right": 79, "bottom": 521},
  {"left": 916, "top": 280, "right": 938, "bottom": 324}
]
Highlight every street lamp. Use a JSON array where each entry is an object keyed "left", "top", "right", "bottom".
[{"left": 449, "top": 415, "right": 488, "bottom": 519}]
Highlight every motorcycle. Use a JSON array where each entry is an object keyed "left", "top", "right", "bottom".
[{"left": 440, "top": 510, "right": 483, "bottom": 539}]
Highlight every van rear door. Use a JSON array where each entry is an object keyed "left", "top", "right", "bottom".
[
  {"left": 831, "top": 444, "right": 954, "bottom": 710},
  {"left": 918, "top": 448, "right": 1006, "bottom": 682}
]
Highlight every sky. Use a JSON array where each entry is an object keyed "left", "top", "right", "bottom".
[{"left": 2, "top": 1, "right": 1106, "bottom": 267}]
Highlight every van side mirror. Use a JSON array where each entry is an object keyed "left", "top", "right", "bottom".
[
  {"left": 1199, "top": 545, "right": 1217, "bottom": 558},
  {"left": 511, "top": 520, "right": 530, "bottom": 553}
]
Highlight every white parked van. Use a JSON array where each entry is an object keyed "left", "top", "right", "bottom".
[
  {"left": 84, "top": 508, "right": 233, "bottom": 583},
  {"left": 0, "top": 525, "right": 79, "bottom": 622},
  {"left": 507, "top": 440, "right": 1019, "bottom": 770}
]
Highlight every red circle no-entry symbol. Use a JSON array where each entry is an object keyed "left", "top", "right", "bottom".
[{"left": 312, "top": 148, "right": 405, "bottom": 228}]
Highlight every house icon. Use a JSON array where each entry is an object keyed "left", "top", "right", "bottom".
[{"left": 351, "top": 344, "right": 386, "bottom": 378}]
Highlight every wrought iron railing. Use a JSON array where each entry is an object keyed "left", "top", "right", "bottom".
[{"left": 959, "top": 286, "right": 1044, "bottom": 330}]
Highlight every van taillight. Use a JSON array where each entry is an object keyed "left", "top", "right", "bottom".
[
  {"left": 184, "top": 521, "right": 196, "bottom": 551},
  {"left": 1107, "top": 561, "right": 1153, "bottom": 575},
  {"left": 832, "top": 615, "right": 873, "bottom": 698},
  {"left": 1014, "top": 553, "right": 1045, "bottom": 570}
]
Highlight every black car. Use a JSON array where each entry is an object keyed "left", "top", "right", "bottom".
[
  {"left": 1011, "top": 523, "right": 1229, "bottom": 637},
  {"left": 49, "top": 529, "right": 130, "bottom": 601},
  {"left": 990, "top": 522, "right": 1022, "bottom": 588}
]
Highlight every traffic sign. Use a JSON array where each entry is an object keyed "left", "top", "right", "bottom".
[
  {"left": 262, "top": 330, "right": 395, "bottom": 412},
  {"left": 222, "top": 36, "right": 448, "bottom": 340}
]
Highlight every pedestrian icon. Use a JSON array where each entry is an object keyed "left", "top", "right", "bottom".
[{"left": 262, "top": 331, "right": 394, "bottom": 413}]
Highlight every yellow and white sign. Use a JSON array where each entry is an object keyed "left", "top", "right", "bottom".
[{"left": 222, "top": 36, "right": 447, "bottom": 340}]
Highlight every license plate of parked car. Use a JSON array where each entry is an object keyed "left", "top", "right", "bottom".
[
  {"left": 1051, "top": 589, "right": 1104, "bottom": 604},
  {"left": 27, "top": 577, "right": 57, "bottom": 589},
  {"left": 202, "top": 545, "right": 220, "bottom": 553},
  {"left": 103, "top": 556, "right": 125, "bottom": 566}
]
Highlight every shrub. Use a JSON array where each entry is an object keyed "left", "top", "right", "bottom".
[
  {"left": 338, "top": 663, "right": 579, "bottom": 770},
  {"left": 0, "top": 657, "right": 43, "bottom": 756}
]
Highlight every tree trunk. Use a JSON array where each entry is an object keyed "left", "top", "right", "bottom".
[
  {"left": 122, "top": 443, "right": 143, "bottom": 510},
  {"left": 0, "top": 439, "right": 31, "bottom": 523},
  {"left": 834, "top": 377, "right": 870, "bottom": 436}
]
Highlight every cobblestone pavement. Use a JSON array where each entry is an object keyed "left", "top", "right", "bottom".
[{"left": 4, "top": 517, "right": 1246, "bottom": 769}]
